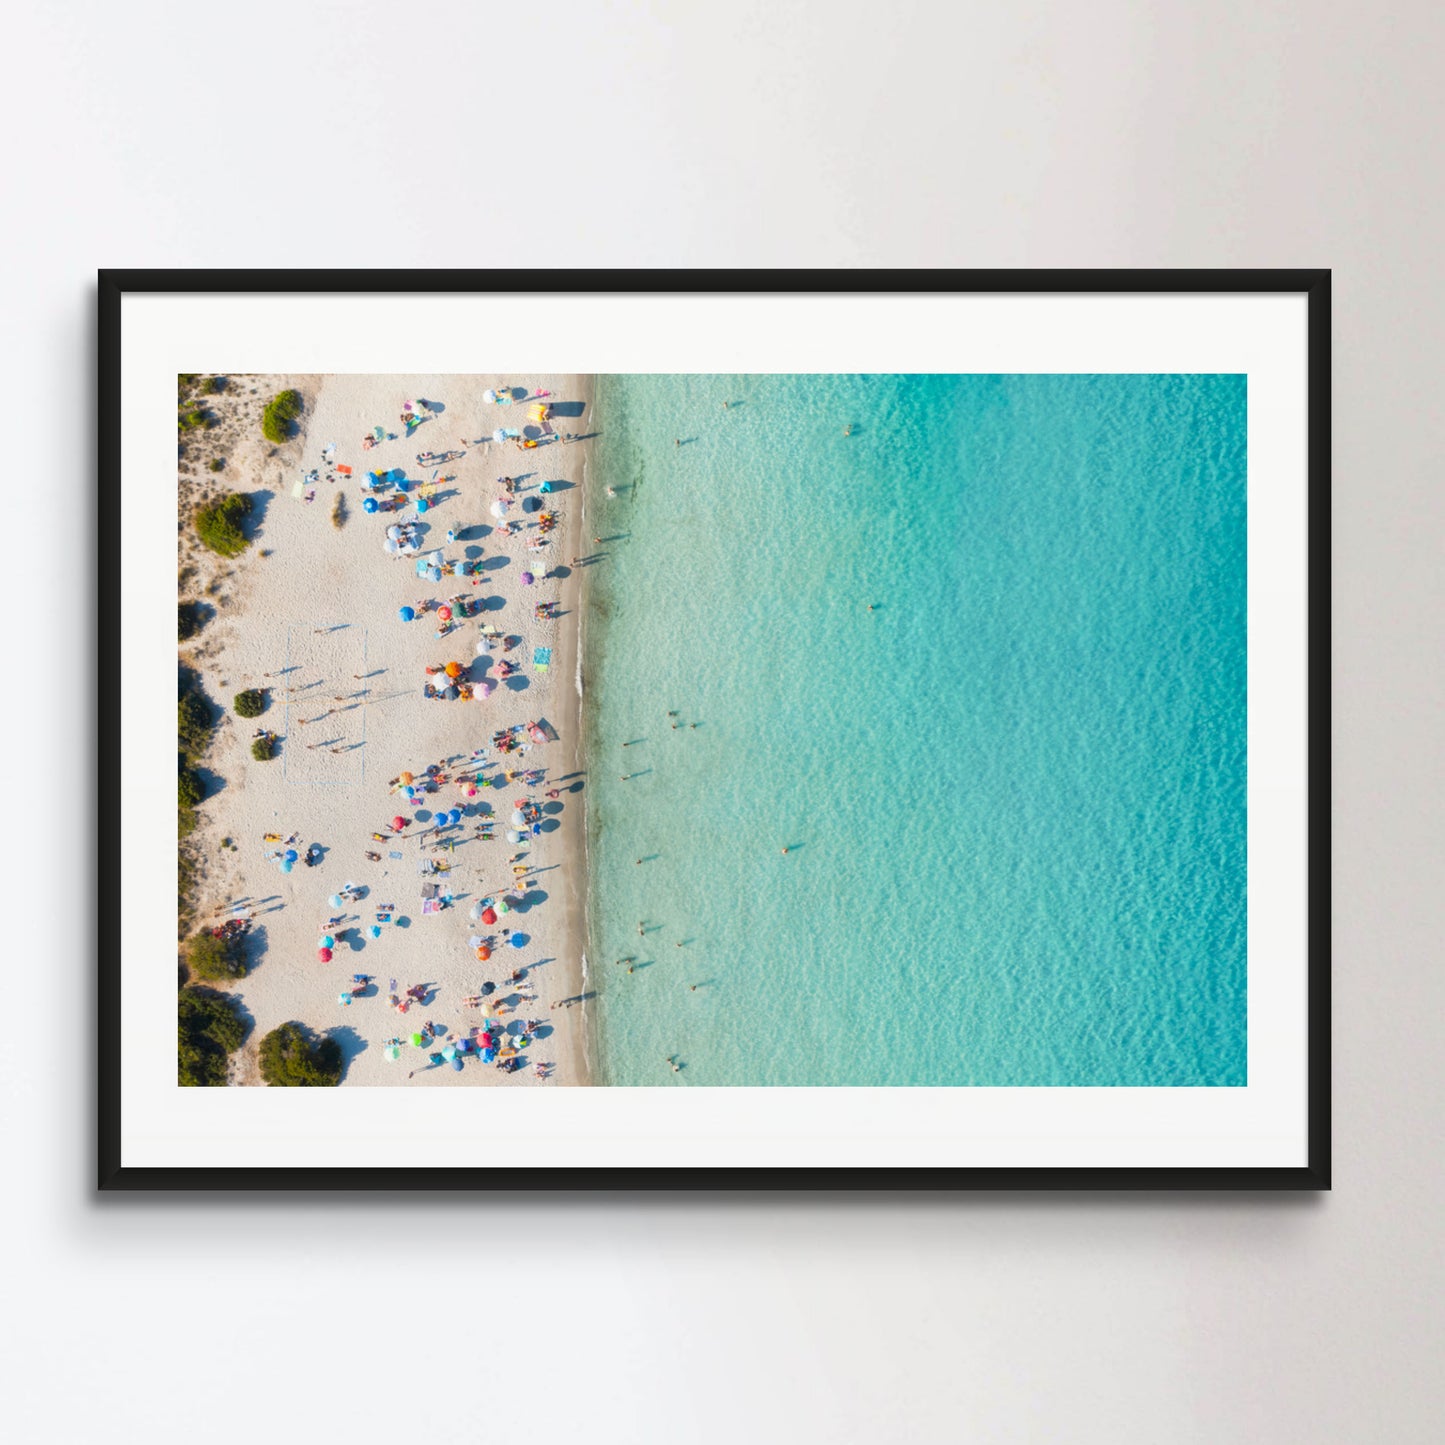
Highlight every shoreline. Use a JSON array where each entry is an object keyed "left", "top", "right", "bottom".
[{"left": 181, "top": 373, "right": 596, "bottom": 1086}]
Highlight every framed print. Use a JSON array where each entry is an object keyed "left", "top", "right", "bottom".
[{"left": 99, "top": 269, "right": 1329, "bottom": 1190}]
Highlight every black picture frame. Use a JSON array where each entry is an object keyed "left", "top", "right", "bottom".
[{"left": 99, "top": 269, "right": 1330, "bottom": 1192}]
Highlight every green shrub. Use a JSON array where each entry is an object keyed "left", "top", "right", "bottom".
[
  {"left": 179, "top": 805, "right": 198, "bottom": 839},
  {"left": 178, "top": 600, "right": 206, "bottom": 641},
  {"left": 208, "top": 457, "right": 225, "bottom": 473},
  {"left": 187, "top": 929, "right": 248, "bottom": 983},
  {"left": 199, "top": 376, "right": 220, "bottom": 396},
  {"left": 179, "top": 767, "right": 205, "bottom": 809},
  {"left": 258, "top": 1022, "right": 342, "bottom": 1087},
  {"left": 195, "top": 492, "right": 251, "bottom": 557},
  {"left": 178, "top": 689, "right": 214, "bottom": 759},
  {"left": 234, "top": 688, "right": 267, "bottom": 718},
  {"left": 178, "top": 987, "right": 248, "bottom": 1086},
  {"left": 262, "top": 389, "right": 303, "bottom": 444},
  {"left": 251, "top": 734, "right": 278, "bottom": 762}
]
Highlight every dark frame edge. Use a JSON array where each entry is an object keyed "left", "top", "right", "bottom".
[
  {"left": 98, "top": 271, "right": 123, "bottom": 1192},
  {"left": 97, "top": 268, "right": 1330, "bottom": 1193}
]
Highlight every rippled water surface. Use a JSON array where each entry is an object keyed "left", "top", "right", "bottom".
[{"left": 583, "top": 373, "right": 1247, "bottom": 1086}]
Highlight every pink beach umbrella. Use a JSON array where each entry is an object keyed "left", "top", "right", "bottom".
[{"left": 519, "top": 571, "right": 534, "bottom": 586}]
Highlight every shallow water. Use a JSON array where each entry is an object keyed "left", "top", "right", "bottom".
[{"left": 584, "top": 374, "right": 1246, "bottom": 1086}]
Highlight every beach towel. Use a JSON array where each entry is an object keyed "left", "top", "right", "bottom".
[
  {"left": 291, "top": 480, "right": 306, "bottom": 500},
  {"left": 533, "top": 648, "right": 552, "bottom": 670},
  {"left": 421, "top": 898, "right": 442, "bottom": 916},
  {"left": 336, "top": 464, "right": 352, "bottom": 476}
]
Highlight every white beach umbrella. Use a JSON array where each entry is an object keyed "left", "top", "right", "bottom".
[{"left": 490, "top": 498, "right": 508, "bottom": 518}]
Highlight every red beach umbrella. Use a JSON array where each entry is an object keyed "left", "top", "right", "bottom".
[
  {"left": 392, "top": 816, "right": 406, "bottom": 831},
  {"left": 438, "top": 606, "right": 452, "bottom": 621},
  {"left": 481, "top": 907, "right": 497, "bottom": 925},
  {"left": 318, "top": 948, "right": 333, "bottom": 962}
]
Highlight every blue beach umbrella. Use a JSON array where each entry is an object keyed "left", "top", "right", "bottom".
[
  {"left": 450, "top": 1057, "right": 464, "bottom": 1072},
  {"left": 509, "top": 932, "right": 526, "bottom": 949},
  {"left": 399, "top": 606, "right": 415, "bottom": 622},
  {"left": 328, "top": 894, "right": 342, "bottom": 908},
  {"left": 280, "top": 859, "right": 293, "bottom": 874},
  {"left": 370, "top": 925, "right": 381, "bottom": 939},
  {"left": 319, "top": 935, "right": 335, "bottom": 950},
  {"left": 284, "top": 849, "right": 298, "bottom": 863},
  {"left": 481, "top": 1048, "right": 497, "bottom": 1064},
  {"left": 362, "top": 496, "right": 378, "bottom": 514},
  {"left": 448, "top": 809, "right": 461, "bottom": 825},
  {"left": 415, "top": 497, "right": 429, "bottom": 514},
  {"left": 442, "top": 1045, "right": 457, "bottom": 1061}
]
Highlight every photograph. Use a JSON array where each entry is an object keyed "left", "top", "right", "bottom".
[{"left": 173, "top": 367, "right": 1248, "bottom": 1091}]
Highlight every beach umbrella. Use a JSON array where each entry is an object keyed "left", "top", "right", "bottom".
[
  {"left": 480, "top": 1032, "right": 495, "bottom": 1048},
  {"left": 370, "top": 925, "right": 382, "bottom": 939},
  {"left": 319, "top": 935, "right": 335, "bottom": 950},
  {"left": 496, "top": 899, "right": 510, "bottom": 915},
  {"left": 481, "top": 906, "right": 497, "bottom": 925},
  {"left": 399, "top": 606, "right": 415, "bottom": 622},
  {"left": 480, "top": 680, "right": 496, "bottom": 697},
  {"left": 444, "top": 660, "right": 461, "bottom": 677},
  {"left": 484, "top": 389, "right": 498, "bottom": 404},
  {"left": 476, "top": 945, "right": 491, "bottom": 962},
  {"left": 468, "top": 901, "right": 483, "bottom": 921},
  {"left": 539, "top": 480, "right": 554, "bottom": 494},
  {"left": 520, "top": 571, "right": 534, "bottom": 586},
  {"left": 280, "top": 859, "right": 293, "bottom": 874},
  {"left": 450, "top": 1057, "right": 464, "bottom": 1071},
  {"left": 411, "top": 1032, "right": 424, "bottom": 1047},
  {"left": 509, "top": 932, "right": 525, "bottom": 949},
  {"left": 362, "top": 496, "right": 378, "bottom": 514},
  {"left": 402, "top": 786, "right": 414, "bottom": 801},
  {"left": 384, "top": 1045, "right": 401, "bottom": 1062},
  {"left": 384, "top": 539, "right": 400, "bottom": 555},
  {"left": 489, "top": 498, "right": 507, "bottom": 517},
  {"left": 511, "top": 811, "right": 527, "bottom": 826},
  {"left": 481, "top": 1048, "right": 497, "bottom": 1064},
  {"left": 442, "top": 1044, "right": 457, "bottom": 1061},
  {"left": 392, "top": 816, "right": 406, "bottom": 831},
  {"left": 328, "top": 894, "right": 342, "bottom": 909},
  {"left": 438, "top": 606, "right": 453, "bottom": 622},
  {"left": 492, "top": 429, "right": 507, "bottom": 443},
  {"left": 415, "top": 497, "right": 429, "bottom": 514},
  {"left": 443, "top": 686, "right": 458, "bottom": 700},
  {"left": 399, "top": 770, "right": 414, "bottom": 784},
  {"left": 337, "top": 993, "right": 351, "bottom": 1006},
  {"left": 506, "top": 830, "right": 522, "bottom": 843},
  {"left": 318, "top": 948, "right": 332, "bottom": 962},
  {"left": 285, "top": 849, "right": 298, "bottom": 863}
]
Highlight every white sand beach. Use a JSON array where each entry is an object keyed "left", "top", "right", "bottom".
[{"left": 178, "top": 374, "right": 593, "bottom": 1084}]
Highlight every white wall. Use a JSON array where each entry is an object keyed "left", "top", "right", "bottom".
[{"left": 2, "top": 2, "right": 1439, "bottom": 1440}]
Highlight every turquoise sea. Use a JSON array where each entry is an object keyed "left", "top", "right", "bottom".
[{"left": 583, "top": 374, "right": 1246, "bottom": 1086}]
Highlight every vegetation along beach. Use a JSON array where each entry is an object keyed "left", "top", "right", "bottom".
[{"left": 177, "top": 373, "right": 1248, "bottom": 1088}]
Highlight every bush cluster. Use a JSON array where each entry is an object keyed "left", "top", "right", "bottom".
[
  {"left": 178, "top": 987, "right": 248, "bottom": 1086},
  {"left": 251, "top": 734, "right": 278, "bottom": 762},
  {"left": 258, "top": 1022, "right": 342, "bottom": 1086},
  {"left": 178, "top": 600, "right": 206, "bottom": 642},
  {"left": 261, "top": 389, "right": 303, "bottom": 444},
  {"left": 178, "top": 766, "right": 205, "bottom": 810},
  {"left": 195, "top": 492, "right": 252, "bottom": 557},
  {"left": 233, "top": 688, "right": 267, "bottom": 718},
  {"left": 186, "top": 929, "right": 248, "bottom": 983},
  {"left": 178, "top": 689, "right": 214, "bottom": 758}
]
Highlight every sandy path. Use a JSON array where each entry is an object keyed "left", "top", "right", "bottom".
[{"left": 181, "top": 374, "right": 593, "bottom": 1085}]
